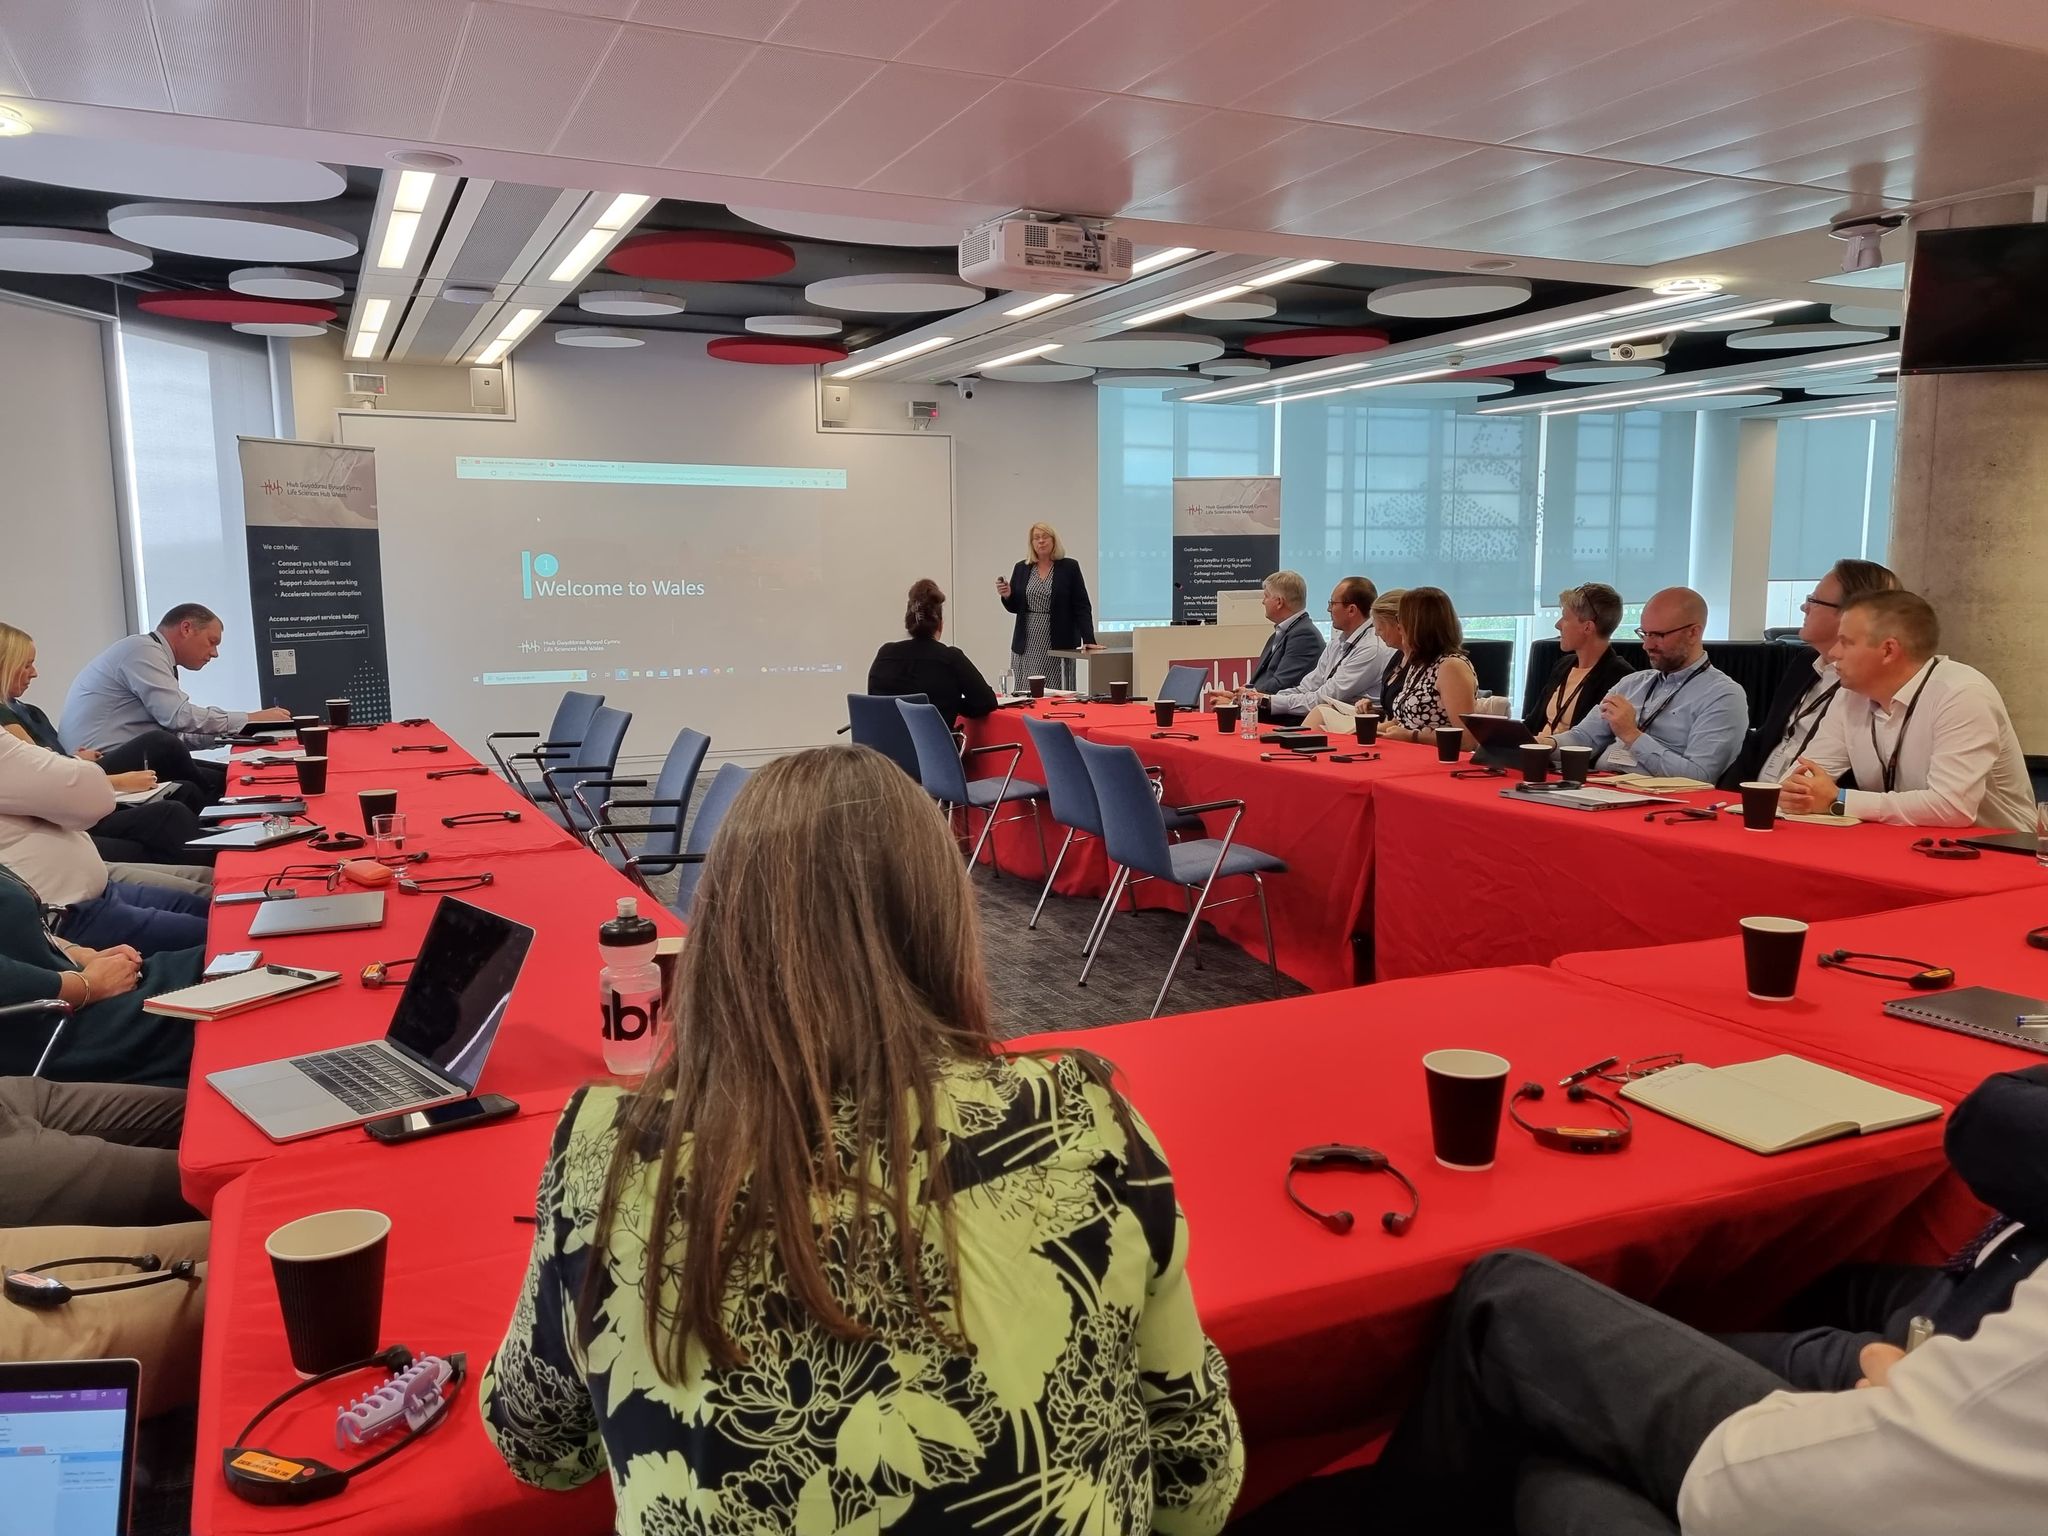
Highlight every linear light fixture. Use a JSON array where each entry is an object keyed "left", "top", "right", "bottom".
[
  {"left": 1120, "top": 283, "right": 1253, "bottom": 329},
  {"left": 547, "top": 192, "right": 654, "bottom": 285},
  {"left": 1184, "top": 356, "right": 1384, "bottom": 401},
  {"left": 829, "top": 335, "right": 956, "bottom": 380},
  {"left": 475, "top": 306, "right": 544, "bottom": 366},
  {"left": 1478, "top": 372, "right": 1766, "bottom": 415},
  {"left": 1130, "top": 246, "right": 1200, "bottom": 275},
  {"left": 374, "top": 172, "right": 437, "bottom": 270},
  {"left": 1244, "top": 258, "right": 1334, "bottom": 289},
  {"left": 1804, "top": 402, "right": 1894, "bottom": 419},
  {"left": 1004, "top": 292, "right": 1074, "bottom": 318},
  {"left": 1254, "top": 366, "right": 1457, "bottom": 405},
  {"left": 976, "top": 343, "right": 1061, "bottom": 370},
  {"left": 1801, "top": 349, "right": 1901, "bottom": 371},
  {"left": 347, "top": 297, "right": 391, "bottom": 360},
  {"left": 1539, "top": 385, "right": 1780, "bottom": 418}
]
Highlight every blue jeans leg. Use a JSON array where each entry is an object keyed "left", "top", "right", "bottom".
[{"left": 62, "top": 881, "right": 208, "bottom": 955}]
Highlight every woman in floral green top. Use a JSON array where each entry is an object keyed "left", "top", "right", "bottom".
[{"left": 484, "top": 745, "right": 1242, "bottom": 1534}]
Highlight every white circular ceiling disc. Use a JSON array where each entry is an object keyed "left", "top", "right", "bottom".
[
  {"left": 1800, "top": 380, "right": 1896, "bottom": 397},
  {"left": 1187, "top": 293, "right": 1278, "bottom": 321},
  {"left": 1725, "top": 323, "right": 1890, "bottom": 350},
  {"left": 0, "top": 226, "right": 151, "bottom": 274},
  {"left": 108, "top": 203, "right": 358, "bottom": 261},
  {"left": 1051, "top": 332, "right": 1224, "bottom": 368},
  {"left": 1367, "top": 275, "right": 1532, "bottom": 318},
  {"left": 229, "top": 266, "right": 344, "bottom": 300},
  {"left": 1093, "top": 370, "right": 1196, "bottom": 388},
  {"left": 1364, "top": 378, "right": 1513, "bottom": 400},
  {"left": 982, "top": 361, "right": 1093, "bottom": 382},
  {"left": 728, "top": 206, "right": 963, "bottom": 247},
  {"left": 745, "top": 314, "right": 843, "bottom": 336},
  {"left": 555, "top": 327, "right": 645, "bottom": 348},
  {"left": 0, "top": 133, "right": 345, "bottom": 201},
  {"left": 578, "top": 289, "right": 683, "bottom": 317},
  {"left": 232, "top": 320, "right": 328, "bottom": 337},
  {"left": 1637, "top": 390, "right": 1783, "bottom": 410},
  {"left": 805, "top": 273, "right": 984, "bottom": 312},
  {"left": 1547, "top": 360, "right": 1666, "bottom": 383},
  {"left": 1199, "top": 358, "right": 1271, "bottom": 378},
  {"left": 1829, "top": 305, "right": 1900, "bottom": 329}
]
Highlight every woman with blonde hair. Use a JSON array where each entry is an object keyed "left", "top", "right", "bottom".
[
  {"left": 996, "top": 521, "right": 1100, "bottom": 693},
  {"left": 485, "top": 744, "right": 1243, "bottom": 1534},
  {"left": 1525, "top": 583, "right": 1634, "bottom": 740},
  {"left": 1370, "top": 587, "right": 1409, "bottom": 711},
  {"left": 1376, "top": 587, "right": 1481, "bottom": 746}
]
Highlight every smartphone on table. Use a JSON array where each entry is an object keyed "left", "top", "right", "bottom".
[{"left": 364, "top": 1094, "right": 519, "bottom": 1144}]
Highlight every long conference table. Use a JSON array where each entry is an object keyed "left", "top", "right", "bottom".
[{"left": 183, "top": 714, "right": 2044, "bottom": 1533}]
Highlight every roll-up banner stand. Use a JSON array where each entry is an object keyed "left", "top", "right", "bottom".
[{"left": 1171, "top": 475, "right": 1281, "bottom": 623}]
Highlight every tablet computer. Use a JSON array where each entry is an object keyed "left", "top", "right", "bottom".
[
  {"left": 1461, "top": 713, "right": 1537, "bottom": 769},
  {"left": 0, "top": 1357, "right": 140, "bottom": 1534}
]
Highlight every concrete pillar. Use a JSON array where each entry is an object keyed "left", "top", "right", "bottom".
[
  {"left": 1690, "top": 411, "right": 1776, "bottom": 640},
  {"left": 1889, "top": 193, "right": 2048, "bottom": 751}
]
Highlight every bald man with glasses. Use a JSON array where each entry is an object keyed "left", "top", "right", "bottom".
[{"left": 1553, "top": 587, "right": 1749, "bottom": 785}]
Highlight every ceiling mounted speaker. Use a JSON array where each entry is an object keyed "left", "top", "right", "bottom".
[
  {"left": 440, "top": 284, "right": 494, "bottom": 305},
  {"left": 555, "top": 327, "right": 645, "bottom": 348},
  {"left": 1049, "top": 333, "right": 1224, "bottom": 368},
  {"left": 805, "top": 273, "right": 985, "bottom": 312},
  {"left": 578, "top": 289, "right": 683, "bottom": 317},
  {"left": 746, "top": 314, "right": 843, "bottom": 336},
  {"left": 1367, "top": 276, "right": 1532, "bottom": 317},
  {"left": 1187, "top": 293, "right": 1278, "bottom": 321},
  {"left": 229, "top": 266, "right": 344, "bottom": 300},
  {"left": 0, "top": 133, "right": 344, "bottom": 201},
  {"left": 1725, "top": 322, "right": 1890, "bottom": 350},
  {"left": 1199, "top": 358, "right": 1270, "bottom": 377},
  {"left": 108, "top": 203, "right": 357, "bottom": 261},
  {"left": 0, "top": 226, "right": 150, "bottom": 274}
]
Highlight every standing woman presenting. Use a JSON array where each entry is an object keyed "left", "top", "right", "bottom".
[{"left": 997, "top": 522, "right": 1098, "bottom": 693}]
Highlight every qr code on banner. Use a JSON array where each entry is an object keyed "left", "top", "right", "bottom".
[{"left": 271, "top": 648, "right": 297, "bottom": 676}]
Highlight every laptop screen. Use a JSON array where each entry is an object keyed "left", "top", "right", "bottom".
[
  {"left": 385, "top": 897, "right": 534, "bottom": 1089},
  {"left": 0, "top": 1384, "right": 131, "bottom": 1535}
]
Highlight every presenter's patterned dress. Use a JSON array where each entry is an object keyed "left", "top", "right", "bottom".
[
  {"left": 483, "top": 1052, "right": 1243, "bottom": 1535},
  {"left": 1011, "top": 566, "right": 1073, "bottom": 691}
]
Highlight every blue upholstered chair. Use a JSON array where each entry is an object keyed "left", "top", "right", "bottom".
[
  {"left": 580, "top": 727, "right": 709, "bottom": 874},
  {"left": 847, "top": 692, "right": 928, "bottom": 781},
  {"left": 897, "top": 699, "right": 1047, "bottom": 877},
  {"left": 486, "top": 689, "right": 605, "bottom": 800},
  {"left": 535, "top": 705, "right": 631, "bottom": 839}
]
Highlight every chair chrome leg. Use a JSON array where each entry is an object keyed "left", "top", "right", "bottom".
[
  {"left": 1185, "top": 885, "right": 1204, "bottom": 970},
  {"left": 1080, "top": 855, "right": 1119, "bottom": 957},
  {"left": 968, "top": 803, "right": 1000, "bottom": 877},
  {"left": 1032, "top": 799, "right": 1049, "bottom": 876},
  {"left": 1079, "top": 866, "right": 1130, "bottom": 986},
  {"left": 1031, "top": 827, "right": 1075, "bottom": 930},
  {"left": 1254, "top": 873, "right": 1279, "bottom": 992}
]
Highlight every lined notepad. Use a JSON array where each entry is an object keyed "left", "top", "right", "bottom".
[
  {"left": 143, "top": 966, "right": 340, "bottom": 1020},
  {"left": 1622, "top": 1056, "right": 1940, "bottom": 1155}
]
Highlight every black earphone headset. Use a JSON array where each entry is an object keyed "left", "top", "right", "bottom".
[
  {"left": 1910, "top": 837, "right": 1980, "bottom": 861},
  {"left": 5, "top": 1253, "right": 201, "bottom": 1309},
  {"left": 441, "top": 811, "right": 520, "bottom": 827},
  {"left": 1285, "top": 1143, "right": 1419, "bottom": 1236},
  {"left": 308, "top": 831, "right": 366, "bottom": 853},
  {"left": 1508, "top": 1082, "right": 1633, "bottom": 1153},
  {"left": 2026, "top": 924, "right": 2048, "bottom": 953},
  {"left": 1816, "top": 949, "right": 1957, "bottom": 989}
]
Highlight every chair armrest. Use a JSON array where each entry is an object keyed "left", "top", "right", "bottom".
[
  {"left": 1172, "top": 797, "right": 1244, "bottom": 816},
  {"left": 964, "top": 743, "right": 1022, "bottom": 760},
  {"left": 540, "top": 763, "right": 606, "bottom": 785},
  {"left": 0, "top": 999, "right": 72, "bottom": 1020},
  {"left": 485, "top": 731, "right": 540, "bottom": 742},
  {"left": 590, "top": 820, "right": 682, "bottom": 860},
  {"left": 0, "top": 998, "right": 74, "bottom": 1079},
  {"left": 578, "top": 778, "right": 647, "bottom": 793},
  {"left": 601, "top": 798, "right": 687, "bottom": 811}
]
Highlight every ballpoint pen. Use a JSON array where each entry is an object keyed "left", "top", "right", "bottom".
[{"left": 265, "top": 964, "right": 325, "bottom": 981}]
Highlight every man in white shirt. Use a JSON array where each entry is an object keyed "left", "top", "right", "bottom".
[
  {"left": 1259, "top": 576, "right": 1392, "bottom": 722},
  {"left": 1778, "top": 590, "right": 2034, "bottom": 830},
  {"left": 61, "top": 603, "right": 290, "bottom": 755}
]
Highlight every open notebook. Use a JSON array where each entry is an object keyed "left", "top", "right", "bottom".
[{"left": 1621, "top": 1055, "right": 1941, "bottom": 1155}]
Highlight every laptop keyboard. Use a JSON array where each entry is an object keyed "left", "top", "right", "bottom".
[{"left": 293, "top": 1044, "right": 448, "bottom": 1114}]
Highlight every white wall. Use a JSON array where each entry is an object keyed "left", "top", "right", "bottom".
[
  {"left": 288, "top": 330, "right": 491, "bottom": 439},
  {"left": 0, "top": 297, "right": 130, "bottom": 706}
]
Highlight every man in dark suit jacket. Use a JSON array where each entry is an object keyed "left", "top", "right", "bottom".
[{"left": 1207, "top": 571, "right": 1323, "bottom": 704}]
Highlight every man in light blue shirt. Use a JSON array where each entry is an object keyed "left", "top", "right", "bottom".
[
  {"left": 62, "top": 603, "right": 289, "bottom": 756},
  {"left": 1555, "top": 587, "right": 1748, "bottom": 783},
  {"left": 1265, "top": 576, "right": 1393, "bottom": 721}
]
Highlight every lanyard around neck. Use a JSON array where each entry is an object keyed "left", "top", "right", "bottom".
[
  {"left": 1546, "top": 655, "right": 1602, "bottom": 732},
  {"left": 1871, "top": 659, "right": 1941, "bottom": 793},
  {"left": 1637, "top": 657, "right": 1709, "bottom": 734}
]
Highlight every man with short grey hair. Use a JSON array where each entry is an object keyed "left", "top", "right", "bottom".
[
  {"left": 62, "top": 603, "right": 290, "bottom": 756},
  {"left": 1207, "top": 570, "right": 1323, "bottom": 704}
]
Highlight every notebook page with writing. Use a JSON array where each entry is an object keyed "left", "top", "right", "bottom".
[{"left": 1622, "top": 1057, "right": 1937, "bottom": 1154}]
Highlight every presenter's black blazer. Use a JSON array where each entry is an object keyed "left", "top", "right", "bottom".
[
  {"left": 867, "top": 638, "right": 999, "bottom": 724},
  {"left": 1000, "top": 558, "right": 1097, "bottom": 654},
  {"left": 1520, "top": 647, "right": 1636, "bottom": 735}
]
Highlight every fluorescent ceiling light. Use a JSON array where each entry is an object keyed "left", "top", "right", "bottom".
[
  {"left": 355, "top": 297, "right": 391, "bottom": 333},
  {"left": 1184, "top": 357, "right": 1382, "bottom": 401},
  {"left": 1004, "top": 292, "right": 1074, "bottom": 318},
  {"left": 376, "top": 210, "right": 421, "bottom": 270},
  {"left": 1255, "top": 365, "right": 1455, "bottom": 404},
  {"left": 1121, "top": 284, "right": 1250, "bottom": 328},
  {"left": 829, "top": 335, "right": 955, "bottom": 379},
  {"left": 1805, "top": 403, "right": 1894, "bottom": 419},
  {"left": 393, "top": 171, "right": 435, "bottom": 214},
  {"left": 348, "top": 330, "right": 381, "bottom": 360},
  {"left": 1604, "top": 292, "right": 1715, "bottom": 317},
  {"left": 549, "top": 228, "right": 613, "bottom": 285},
  {"left": 1570, "top": 321, "right": 1704, "bottom": 353},
  {"left": 475, "top": 306, "right": 545, "bottom": 366},
  {"left": 1130, "top": 246, "right": 1200, "bottom": 276},
  {"left": 1802, "top": 350, "right": 1901, "bottom": 371},
  {"left": 977, "top": 343, "right": 1060, "bottom": 370},
  {"left": 596, "top": 193, "right": 650, "bottom": 232},
  {"left": 1244, "top": 258, "right": 1334, "bottom": 289}
]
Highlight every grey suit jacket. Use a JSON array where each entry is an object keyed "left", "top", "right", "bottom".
[{"left": 1249, "top": 613, "right": 1324, "bottom": 695}]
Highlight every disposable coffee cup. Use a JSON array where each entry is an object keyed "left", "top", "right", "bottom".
[
  {"left": 1214, "top": 702, "right": 1240, "bottom": 734},
  {"left": 1740, "top": 780, "right": 1781, "bottom": 831},
  {"left": 358, "top": 787, "right": 398, "bottom": 833},
  {"left": 1108, "top": 680, "right": 1131, "bottom": 704},
  {"left": 1154, "top": 700, "right": 1177, "bottom": 728},
  {"left": 326, "top": 697, "right": 352, "bottom": 728},
  {"left": 1028, "top": 674, "right": 1047, "bottom": 699},
  {"left": 266, "top": 1208, "right": 390, "bottom": 1377},
  {"left": 294, "top": 755, "right": 330, "bottom": 796},
  {"left": 291, "top": 714, "right": 321, "bottom": 736},
  {"left": 1740, "top": 916, "right": 1808, "bottom": 1001},
  {"left": 1434, "top": 726, "right": 1464, "bottom": 763},
  {"left": 1423, "top": 1049, "right": 1511, "bottom": 1171},
  {"left": 298, "top": 724, "right": 330, "bottom": 760},
  {"left": 1354, "top": 714, "right": 1378, "bottom": 746},
  {"left": 1556, "top": 745, "right": 1595, "bottom": 784},
  {"left": 1518, "top": 742, "right": 1553, "bottom": 783}
]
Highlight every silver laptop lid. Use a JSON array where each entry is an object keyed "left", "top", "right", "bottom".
[
  {"left": 382, "top": 897, "right": 535, "bottom": 1091},
  {"left": 247, "top": 891, "right": 386, "bottom": 937}
]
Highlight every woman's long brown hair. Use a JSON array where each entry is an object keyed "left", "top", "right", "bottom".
[{"left": 582, "top": 744, "right": 1007, "bottom": 1379}]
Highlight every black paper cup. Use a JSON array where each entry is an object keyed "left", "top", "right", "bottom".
[
  {"left": 1108, "top": 680, "right": 1130, "bottom": 704},
  {"left": 1028, "top": 675, "right": 1047, "bottom": 699},
  {"left": 1741, "top": 916, "right": 1807, "bottom": 1000},
  {"left": 294, "top": 756, "right": 330, "bottom": 796},
  {"left": 358, "top": 787, "right": 398, "bottom": 833},
  {"left": 1354, "top": 714, "right": 1378, "bottom": 745},
  {"left": 1424, "top": 1049, "right": 1510, "bottom": 1171},
  {"left": 1740, "top": 780, "right": 1781, "bottom": 831},
  {"left": 1557, "top": 745, "right": 1595, "bottom": 784},
  {"left": 1154, "top": 700, "right": 1177, "bottom": 728},
  {"left": 266, "top": 1209, "right": 390, "bottom": 1377},
  {"left": 298, "top": 724, "right": 330, "bottom": 758},
  {"left": 326, "top": 697, "right": 352, "bottom": 728},
  {"left": 1435, "top": 726, "right": 1464, "bottom": 763},
  {"left": 1215, "top": 703, "right": 1240, "bottom": 734},
  {"left": 291, "top": 715, "right": 321, "bottom": 736},
  {"left": 1519, "top": 743, "right": 1553, "bottom": 783}
]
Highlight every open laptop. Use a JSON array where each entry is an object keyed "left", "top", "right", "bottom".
[
  {"left": 1461, "top": 712, "right": 1538, "bottom": 768},
  {"left": 207, "top": 897, "right": 534, "bottom": 1142},
  {"left": 246, "top": 891, "right": 386, "bottom": 938},
  {"left": 0, "top": 1358, "right": 140, "bottom": 1535}
]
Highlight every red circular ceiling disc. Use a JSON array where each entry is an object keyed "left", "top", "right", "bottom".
[
  {"left": 607, "top": 230, "right": 796, "bottom": 282},
  {"left": 135, "top": 292, "right": 338, "bottom": 324},
  {"left": 706, "top": 335, "right": 849, "bottom": 365},
  {"left": 1244, "top": 327, "right": 1391, "bottom": 358},
  {"left": 1450, "top": 357, "right": 1558, "bottom": 379}
]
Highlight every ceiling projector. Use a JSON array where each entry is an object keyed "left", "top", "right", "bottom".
[
  {"left": 1601, "top": 335, "right": 1676, "bottom": 362},
  {"left": 1829, "top": 211, "right": 1906, "bottom": 274}
]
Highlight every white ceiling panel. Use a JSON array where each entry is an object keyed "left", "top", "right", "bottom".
[
  {"left": 894, "top": 1, "right": 1111, "bottom": 78},
  {"left": 662, "top": 46, "right": 879, "bottom": 178},
  {"left": 861, "top": 78, "right": 1103, "bottom": 197},
  {"left": 0, "top": 38, "right": 23, "bottom": 98},
  {"left": 953, "top": 93, "right": 1215, "bottom": 209},
  {"left": 1119, "top": 121, "right": 1382, "bottom": 225},
  {"left": 1118, "top": 108, "right": 1305, "bottom": 209},
  {"left": 1210, "top": 134, "right": 1480, "bottom": 233},
  {"left": 1012, "top": 0, "right": 1274, "bottom": 94},
  {"left": 153, "top": 0, "right": 310, "bottom": 125},
  {"left": 437, "top": 5, "right": 619, "bottom": 153},
  {"left": 1122, "top": 0, "right": 1382, "bottom": 109},
  {"left": 550, "top": 26, "right": 756, "bottom": 165},
  {"left": 767, "top": 0, "right": 951, "bottom": 60},
  {"left": 625, "top": 0, "right": 801, "bottom": 42},
  {"left": 0, "top": 0, "right": 170, "bottom": 111},
  {"left": 309, "top": 0, "right": 468, "bottom": 139},
  {"left": 768, "top": 65, "right": 999, "bottom": 189},
  {"left": 523, "top": 0, "right": 635, "bottom": 16}
]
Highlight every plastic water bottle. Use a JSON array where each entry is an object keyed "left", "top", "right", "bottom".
[
  {"left": 1238, "top": 674, "right": 1257, "bottom": 740},
  {"left": 598, "top": 896, "right": 662, "bottom": 1077}
]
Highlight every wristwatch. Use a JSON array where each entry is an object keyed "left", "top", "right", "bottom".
[{"left": 1828, "top": 788, "right": 1848, "bottom": 817}]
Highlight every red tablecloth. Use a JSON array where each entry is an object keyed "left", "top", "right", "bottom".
[
  {"left": 1554, "top": 887, "right": 2048, "bottom": 1105},
  {"left": 1373, "top": 773, "right": 2047, "bottom": 979}
]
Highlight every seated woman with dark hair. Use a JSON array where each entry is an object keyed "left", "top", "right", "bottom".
[
  {"left": 1376, "top": 587, "right": 1482, "bottom": 746},
  {"left": 866, "top": 578, "right": 1000, "bottom": 723},
  {"left": 485, "top": 745, "right": 1244, "bottom": 1534},
  {"left": 1526, "top": 583, "right": 1636, "bottom": 740}
]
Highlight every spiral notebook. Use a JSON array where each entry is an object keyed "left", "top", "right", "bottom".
[
  {"left": 1621, "top": 1056, "right": 1940, "bottom": 1155},
  {"left": 1883, "top": 986, "right": 2048, "bottom": 1056}
]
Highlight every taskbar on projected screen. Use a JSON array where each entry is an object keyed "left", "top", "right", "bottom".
[{"left": 477, "top": 665, "right": 846, "bottom": 685}]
